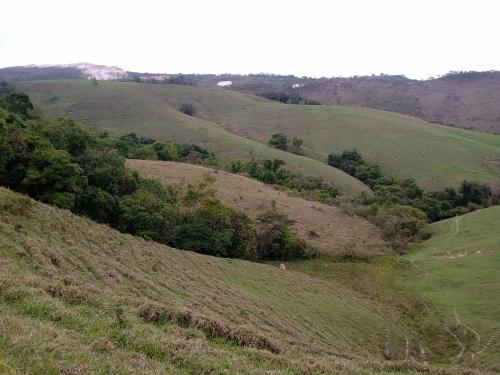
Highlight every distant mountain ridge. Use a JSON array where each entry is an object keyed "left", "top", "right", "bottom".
[
  {"left": 0, "top": 63, "right": 129, "bottom": 81},
  {"left": 2, "top": 63, "right": 500, "bottom": 132}
]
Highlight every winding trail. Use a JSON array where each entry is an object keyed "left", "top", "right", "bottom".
[
  {"left": 472, "top": 330, "right": 498, "bottom": 359},
  {"left": 454, "top": 309, "right": 481, "bottom": 346},
  {"left": 409, "top": 258, "right": 428, "bottom": 285}
]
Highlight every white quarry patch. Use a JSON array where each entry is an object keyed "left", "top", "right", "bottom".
[
  {"left": 68, "top": 63, "right": 129, "bottom": 80},
  {"left": 217, "top": 80, "right": 233, "bottom": 87},
  {"left": 28, "top": 63, "right": 130, "bottom": 81}
]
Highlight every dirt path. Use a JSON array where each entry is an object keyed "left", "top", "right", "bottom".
[
  {"left": 409, "top": 258, "right": 429, "bottom": 285},
  {"left": 473, "top": 330, "right": 499, "bottom": 359},
  {"left": 454, "top": 309, "right": 481, "bottom": 346}
]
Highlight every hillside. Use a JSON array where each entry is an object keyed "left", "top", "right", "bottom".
[
  {"left": 0, "top": 187, "right": 460, "bottom": 374},
  {"left": 12, "top": 80, "right": 369, "bottom": 196},
  {"left": 405, "top": 206, "right": 500, "bottom": 371},
  {"left": 178, "top": 71, "right": 500, "bottom": 133},
  {"left": 295, "top": 72, "right": 500, "bottom": 134},
  {"left": 5, "top": 66, "right": 500, "bottom": 132},
  {"left": 14, "top": 80, "right": 500, "bottom": 191},
  {"left": 127, "top": 160, "right": 387, "bottom": 255}
]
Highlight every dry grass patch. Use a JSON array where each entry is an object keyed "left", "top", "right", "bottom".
[{"left": 127, "top": 159, "right": 387, "bottom": 256}]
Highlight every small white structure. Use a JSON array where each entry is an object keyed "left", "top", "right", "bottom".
[
  {"left": 217, "top": 80, "right": 233, "bottom": 87},
  {"left": 292, "top": 83, "right": 304, "bottom": 89}
]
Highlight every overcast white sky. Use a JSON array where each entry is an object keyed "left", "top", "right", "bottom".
[{"left": 1, "top": 0, "right": 499, "bottom": 79}]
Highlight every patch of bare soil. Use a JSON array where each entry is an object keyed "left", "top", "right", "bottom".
[{"left": 437, "top": 250, "right": 483, "bottom": 260}]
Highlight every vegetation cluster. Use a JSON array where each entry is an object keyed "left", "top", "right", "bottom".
[
  {"left": 227, "top": 157, "right": 339, "bottom": 204},
  {"left": 0, "top": 92, "right": 313, "bottom": 261},
  {"left": 268, "top": 133, "right": 304, "bottom": 154},
  {"left": 258, "top": 89, "right": 321, "bottom": 105},
  {"left": 328, "top": 150, "right": 499, "bottom": 252}
]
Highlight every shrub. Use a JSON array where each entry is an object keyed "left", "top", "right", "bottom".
[
  {"left": 179, "top": 103, "right": 196, "bottom": 116},
  {"left": 290, "top": 137, "right": 304, "bottom": 154},
  {"left": 459, "top": 180, "right": 493, "bottom": 205},
  {"left": 268, "top": 133, "right": 288, "bottom": 150},
  {"left": 372, "top": 204, "right": 431, "bottom": 254},
  {"left": 0, "top": 93, "right": 33, "bottom": 118}
]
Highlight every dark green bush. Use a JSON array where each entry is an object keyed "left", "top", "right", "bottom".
[
  {"left": 179, "top": 103, "right": 196, "bottom": 116},
  {"left": 268, "top": 133, "right": 288, "bottom": 150}
]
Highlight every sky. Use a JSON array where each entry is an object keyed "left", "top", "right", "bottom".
[{"left": 1, "top": 0, "right": 499, "bottom": 79}]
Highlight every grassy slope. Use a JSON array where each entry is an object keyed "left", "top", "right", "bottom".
[
  {"left": 16, "top": 81, "right": 500, "bottom": 191},
  {"left": 405, "top": 206, "right": 500, "bottom": 370},
  {"left": 0, "top": 187, "right": 455, "bottom": 374},
  {"left": 16, "top": 81, "right": 500, "bottom": 189},
  {"left": 13, "top": 80, "right": 368, "bottom": 196},
  {"left": 127, "top": 159, "right": 387, "bottom": 255},
  {"left": 205, "top": 101, "right": 500, "bottom": 191}
]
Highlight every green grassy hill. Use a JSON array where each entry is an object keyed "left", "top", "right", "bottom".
[
  {"left": 15, "top": 80, "right": 500, "bottom": 191},
  {"left": 0, "top": 187, "right": 466, "bottom": 374},
  {"left": 13, "top": 80, "right": 369, "bottom": 196},
  {"left": 405, "top": 206, "right": 500, "bottom": 371}
]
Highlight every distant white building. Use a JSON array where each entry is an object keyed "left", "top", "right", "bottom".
[
  {"left": 217, "top": 80, "right": 233, "bottom": 87},
  {"left": 292, "top": 83, "right": 304, "bottom": 89}
]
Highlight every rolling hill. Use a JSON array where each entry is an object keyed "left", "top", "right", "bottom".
[
  {"left": 405, "top": 206, "right": 500, "bottom": 371},
  {"left": 294, "top": 72, "right": 500, "bottom": 134},
  {"left": 225, "top": 72, "right": 500, "bottom": 134},
  {"left": 12, "top": 80, "right": 369, "bottom": 196},
  {"left": 5, "top": 66, "right": 500, "bottom": 133},
  {"left": 0, "top": 187, "right": 462, "bottom": 374},
  {"left": 14, "top": 80, "right": 500, "bottom": 191},
  {"left": 127, "top": 159, "right": 387, "bottom": 255}
]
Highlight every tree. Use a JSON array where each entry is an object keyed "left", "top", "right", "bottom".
[
  {"left": 254, "top": 211, "right": 294, "bottom": 260},
  {"left": 0, "top": 80, "right": 12, "bottom": 96},
  {"left": 118, "top": 188, "right": 169, "bottom": 240},
  {"left": 21, "top": 146, "right": 86, "bottom": 209},
  {"left": 42, "top": 118, "right": 93, "bottom": 156},
  {"left": 1, "top": 93, "right": 33, "bottom": 118},
  {"left": 268, "top": 133, "right": 288, "bottom": 150},
  {"left": 459, "top": 180, "right": 492, "bottom": 205}
]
